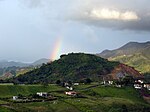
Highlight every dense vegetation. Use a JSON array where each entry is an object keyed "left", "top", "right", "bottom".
[
  {"left": 13, "top": 53, "right": 119, "bottom": 84},
  {"left": 99, "top": 41, "right": 150, "bottom": 73}
]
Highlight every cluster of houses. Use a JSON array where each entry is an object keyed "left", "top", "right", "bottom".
[
  {"left": 134, "top": 78, "right": 150, "bottom": 90},
  {"left": 12, "top": 82, "right": 80, "bottom": 101},
  {"left": 13, "top": 92, "right": 52, "bottom": 101},
  {"left": 102, "top": 76, "right": 150, "bottom": 90}
]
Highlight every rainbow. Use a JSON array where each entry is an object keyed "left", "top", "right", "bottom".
[{"left": 50, "top": 36, "right": 62, "bottom": 61}]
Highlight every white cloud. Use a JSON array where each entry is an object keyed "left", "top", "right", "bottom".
[{"left": 90, "top": 8, "right": 139, "bottom": 21}]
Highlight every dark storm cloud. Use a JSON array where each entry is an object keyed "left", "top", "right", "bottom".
[{"left": 67, "top": 0, "right": 150, "bottom": 32}]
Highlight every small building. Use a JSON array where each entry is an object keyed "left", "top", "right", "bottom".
[
  {"left": 102, "top": 75, "right": 114, "bottom": 85},
  {"left": 134, "top": 83, "right": 142, "bottom": 89},
  {"left": 135, "top": 78, "right": 144, "bottom": 84},
  {"left": 66, "top": 86, "right": 73, "bottom": 90},
  {"left": 13, "top": 96, "right": 18, "bottom": 100},
  {"left": 73, "top": 83, "right": 79, "bottom": 86},
  {"left": 144, "top": 83, "right": 150, "bottom": 90},
  {"left": 134, "top": 77, "right": 144, "bottom": 89},
  {"left": 108, "top": 81, "right": 113, "bottom": 85},
  {"left": 64, "top": 82, "right": 69, "bottom": 86},
  {"left": 37, "top": 92, "right": 48, "bottom": 97},
  {"left": 65, "top": 91, "right": 77, "bottom": 96},
  {"left": 116, "top": 84, "right": 122, "bottom": 88}
]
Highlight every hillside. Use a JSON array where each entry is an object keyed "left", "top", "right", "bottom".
[
  {"left": 13, "top": 53, "right": 119, "bottom": 83},
  {"left": 12, "top": 53, "right": 142, "bottom": 84},
  {"left": 0, "top": 58, "right": 51, "bottom": 80},
  {"left": 98, "top": 41, "right": 150, "bottom": 73},
  {"left": 0, "top": 66, "right": 33, "bottom": 80}
]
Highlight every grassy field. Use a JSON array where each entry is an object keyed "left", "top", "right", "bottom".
[
  {"left": 0, "top": 84, "right": 65, "bottom": 98},
  {"left": 0, "top": 84, "right": 149, "bottom": 112},
  {"left": 81, "top": 86, "right": 144, "bottom": 103}
]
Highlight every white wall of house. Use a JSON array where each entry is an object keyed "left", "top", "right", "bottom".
[
  {"left": 37, "top": 92, "right": 48, "bottom": 97},
  {"left": 13, "top": 96, "right": 18, "bottom": 100}
]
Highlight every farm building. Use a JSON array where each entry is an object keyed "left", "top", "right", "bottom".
[
  {"left": 65, "top": 91, "right": 77, "bottom": 96},
  {"left": 37, "top": 92, "right": 48, "bottom": 97}
]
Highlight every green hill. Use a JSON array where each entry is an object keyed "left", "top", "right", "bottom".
[
  {"left": 98, "top": 41, "right": 150, "bottom": 73},
  {"left": 110, "top": 53, "right": 150, "bottom": 73},
  {"left": 13, "top": 53, "right": 119, "bottom": 84}
]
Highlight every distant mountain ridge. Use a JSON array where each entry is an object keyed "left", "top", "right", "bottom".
[
  {"left": 0, "top": 61, "right": 29, "bottom": 68},
  {"left": 0, "top": 58, "right": 51, "bottom": 79},
  {"left": 32, "top": 58, "right": 51, "bottom": 66},
  {"left": 0, "top": 58, "right": 50, "bottom": 68},
  {"left": 99, "top": 41, "right": 150, "bottom": 58},
  {"left": 98, "top": 41, "right": 150, "bottom": 73}
]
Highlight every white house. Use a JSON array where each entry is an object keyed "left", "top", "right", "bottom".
[
  {"left": 116, "top": 84, "right": 122, "bottom": 88},
  {"left": 144, "top": 84, "right": 150, "bottom": 90},
  {"left": 13, "top": 96, "right": 18, "bottom": 100},
  {"left": 73, "top": 83, "right": 79, "bottom": 86},
  {"left": 134, "top": 84, "right": 142, "bottom": 89},
  {"left": 65, "top": 91, "right": 77, "bottom": 96},
  {"left": 37, "top": 92, "right": 48, "bottom": 97},
  {"left": 108, "top": 81, "right": 113, "bottom": 85},
  {"left": 135, "top": 79, "right": 144, "bottom": 84},
  {"left": 66, "top": 86, "right": 73, "bottom": 90}
]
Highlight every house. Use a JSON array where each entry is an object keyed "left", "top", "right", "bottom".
[
  {"left": 64, "top": 82, "right": 69, "bottom": 86},
  {"left": 66, "top": 86, "right": 73, "bottom": 90},
  {"left": 133, "top": 77, "right": 144, "bottom": 89},
  {"left": 73, "top": 83, "right": 79, "bottom": 86},
  {"left": 102, "top": 75, "right": 114, "bottom": 85},
  {"left": 134, "top": 78, "right": 144, "bottom": 84},
  {"left": 116, "top": 84, "right": 122, "bottom": 88},
  {"left": 13, "top": 96, "right": 18, "bottom": 100},
  {"left": 37, "top": 92, "right": 48, "bottom": 97},
  {"left": 108, "top": 81, "right": 113, "bottom": 85},
  {"left": 134, "top": 83, "right": 142, "bottom": 89},
  {"left": 144, "top": 83, "right": 150, "bottom": 90},
  {"left": 103, "top": 80, "right": 113, "bottom": 85},
  {"left": 65, "top": 91, "right": 77, "bottom": 96}
]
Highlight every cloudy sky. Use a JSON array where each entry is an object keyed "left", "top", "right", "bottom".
[{"left": 0, "top": 0, "right": 150, "bottom": 62}]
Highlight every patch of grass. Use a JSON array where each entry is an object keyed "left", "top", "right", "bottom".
[
  {"left": 0, "top": 107, "right": 15, "bottom": 112},
  {"left": 81, "top": 86, "right": 145, "bottom": 103},
  {"left": 0, "top": 84, "right": 65, "bottom": 98}
]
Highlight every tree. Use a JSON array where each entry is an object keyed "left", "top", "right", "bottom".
[
  {"left": 85, "top": 78, "right": 92, "bottom": 84},
  {"left": 122, "top": 76, "right": 134, "bottom": 86},
  {"left": 56, "top": 80, "right": 61, "bottom": 85},
  {"left": 121, "top": 105, "right": 128, "bottom": 112}
]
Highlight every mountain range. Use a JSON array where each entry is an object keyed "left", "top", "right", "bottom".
[
  {"left": 98, "top": 41, "right": 150, "bottom": 74},
  {"left": 0, "top": 58, "right": 50, "bottom": 68}
]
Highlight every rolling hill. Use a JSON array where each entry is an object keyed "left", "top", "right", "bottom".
[
  {"left": 13, "top": 53, "right": 141, "bottom": 84},
  {"left": 98, "top": 41, "right": 150, "bottom": 73}
]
